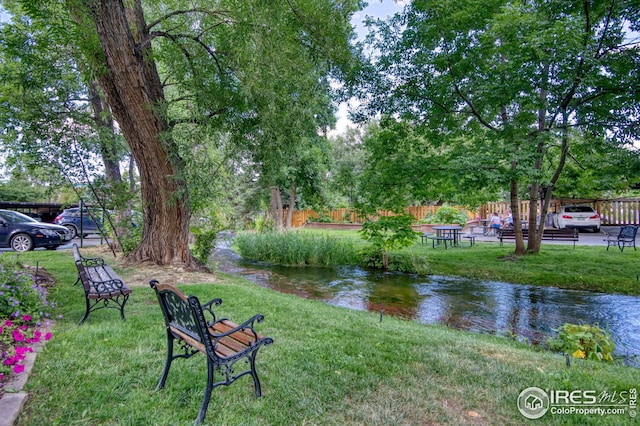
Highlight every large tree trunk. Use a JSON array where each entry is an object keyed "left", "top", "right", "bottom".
[
  {"left": 509, "top": 179, "right": 527, "bottom": 255},
  {"left": 87, "top": 0, "right": 203, "bottom": 270},
  {"left": 285, "top": 181, "right": 296, "bottom": 229},
  {"left": 270, "top": 187, "right": 284, "bottom": 231}
]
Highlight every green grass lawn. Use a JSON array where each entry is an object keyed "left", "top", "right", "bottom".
[{"left": 10, "top": 249, "right": 640, "bottom": 425}]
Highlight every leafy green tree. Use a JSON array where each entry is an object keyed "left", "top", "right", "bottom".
[
  {"left": 355, "top": 0, "right": 640, "bottom": 254},
  {"left": 359, "top": 214, "right": 419, "bottom": 270},
  {"left": 2, "top": 0, "right": 362, "bottom": 268},
  {"left": 327, "top": 126, "right": 367, "bottom": 208}
]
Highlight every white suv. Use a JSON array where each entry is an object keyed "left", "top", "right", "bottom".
[{"left": 553, "top": 205, "right": 601, "bottom": 232}]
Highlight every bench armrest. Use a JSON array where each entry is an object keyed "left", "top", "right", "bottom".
[
  {"left": 82, "top": 256, "right": 106, "bottom": 267},
  {"left": 202, "top": 298, "right": 223, "bottom": 323},
  {"left": 208, "top": 314, "right": 266, "bottom": 342},
  {"left": 90, "top": 278, "right": 128, "bottom": 293}
]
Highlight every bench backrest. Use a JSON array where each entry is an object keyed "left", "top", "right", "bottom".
[
  {"left": 72, "top": 245, "right": 91, "bottom": 292},
  {"left": 72, "top": 244, "right": 82, "bottom": 263},
  {"left": 619, "top": 226, "right": 638, "bottom": 240},
  {"left": 150, "top": 280, "right": 202, "bottom": 344}
]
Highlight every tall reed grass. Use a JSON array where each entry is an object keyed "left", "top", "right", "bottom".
[{"left": 234, "top": 231, "right": 361, "bottom": 265}]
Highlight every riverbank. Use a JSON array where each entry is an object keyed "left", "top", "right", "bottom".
[
  {"left": 234, "top": 229, "right": 640, "bottom": 295},
  {"left": 11, "top": 249, "right": 640, "bottom": 425}
]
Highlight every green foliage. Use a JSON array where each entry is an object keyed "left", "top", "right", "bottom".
[
  {"left": 358, "top": 214, "right": 419, "bottom": 269},
  {"left": 190, "top": 213, "right": 225, "bottom": 265},
  {"left": 422, "top": 206, "right": 468, "bottom": 226},
  {"left": 234, "top": 231, "right": 360, "bottom": 266},
  {"left": 0, "top": 256, "right": 54, "bottom": 320},
  {"left": 0, "top": 180, "right": 47, "bottom": 202},
  {"left": 547, "top": 323, "right": 616, "bottom": 363},
  {"left": 254, "top": 214, "right": 275, "bottom": 233},
  {"left": 116, "top": 217, "right": 142, "bottom": 254},
  {"left": 354, "top": 0, "right": 640, "bottom": 249},
  {"left": 0, "top": 255, "right": 57, "bottom": 380}
]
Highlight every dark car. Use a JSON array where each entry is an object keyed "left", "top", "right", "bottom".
[
  {"left": 0, "top": 209, "right": 72, "bottom": 252},
  {"left": 54, "top": 207, "right": 104, "bottom": 239}
]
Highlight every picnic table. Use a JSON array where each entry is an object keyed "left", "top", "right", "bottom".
[{"left": 428, "top": 225, "right": 463, "bottom": 249}]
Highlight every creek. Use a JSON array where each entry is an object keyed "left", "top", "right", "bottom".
[{"left": 213, "top": 244, "right": 640, "bottom": 366}]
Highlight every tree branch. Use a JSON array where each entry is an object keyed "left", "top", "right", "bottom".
[{"left": 146, "top": 8, "right": 231, "bottom": 32}]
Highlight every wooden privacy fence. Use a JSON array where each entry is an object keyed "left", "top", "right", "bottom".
[
  {"left": 286, "top": 206, "right": 476, "bottom": 228},
  {"left": 287, "top": 198, "right": 640, "bottom": 228}
]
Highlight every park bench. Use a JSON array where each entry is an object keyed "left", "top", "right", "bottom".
[
  {"left": 73, "top": 244, "right": 132, "bottom": 324},
  {"left": 149, "top": 280, "right": 274, "bottom": 425},
  {"left": 604, "top": 225, "right": 638, "bottom": 252},
  {"left": 497, "top": 228, "right": 579, "bottom": 248}
]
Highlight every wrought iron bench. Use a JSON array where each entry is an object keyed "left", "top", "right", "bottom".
[
  {"left": 498, "top": 228, "right": 579, "bottom": 248},
  {"left": 72, "top": 244, "right": 132, "bottom": 324},
  {"left": 604, "top": 225, "right": 638, "bottom": 252},
  {"left": 149, "top": 280, "right": 273, "bottom": 425}
]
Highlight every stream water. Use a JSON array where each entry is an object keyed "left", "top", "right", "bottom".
[{"left": 214, "top": 245, "right": 640, "bottom": 366}]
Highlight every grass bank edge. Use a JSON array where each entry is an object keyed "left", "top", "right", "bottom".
[{"left": 234, "top": 229, "right": 640, "bottom": 295}]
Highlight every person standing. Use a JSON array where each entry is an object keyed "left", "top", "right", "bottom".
[{"left": 490, "top": 212, "right": 502, "bottom": 235}]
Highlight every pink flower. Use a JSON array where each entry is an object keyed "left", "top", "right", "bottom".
[
  {"left": 15, "top": 346, "right": 32, "bottom": 357},
  {"left": 12, "top": 329, "right": 25, "bottom": 342},
  {"left": 0, "top": 326, "right": 3, "bottom": 334},
  {"left": 4, "top": 319, "right": 12, "bottom": 327},
  {"left": 44, "top": 332, "right": 52, "bottom": 341},
  {"left": 22, "top": 315, "right": 32, "bottom": 322},
  {"left": 4, "top": 356, "right": 17, "bottom": 366},
  {"left": 13, "top": 364, "right": 25, "bottom": 374}
]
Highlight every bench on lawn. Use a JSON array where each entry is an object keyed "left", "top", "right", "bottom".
[
  {"left": 149, "top": 280, "right": 273, "bottom": 425},
  {"left": 604, "top": 225, "right": 638, "bottom": 252},
  {"left": 497, "top": 228, "right": 579, "bottom": 248},
  {"left": 72, "top": 244, "right": 132, "bottom": 324}
]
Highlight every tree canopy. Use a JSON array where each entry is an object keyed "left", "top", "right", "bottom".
[
  {"left": 1, "top": 0, "right": 363, "bottom": 268},
  {"left": 353, "top": 0, "right": 640, "bottom": 253}
]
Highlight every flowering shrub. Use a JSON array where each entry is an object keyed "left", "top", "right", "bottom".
[{"left": 0, "top": 256, "right": 57, "bottom": 389}]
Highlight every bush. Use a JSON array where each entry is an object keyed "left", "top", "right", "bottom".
[
  {"left": 0, "top": 257, "right": 56, "bottom": 386},
  {"left": 191, "top": 213, "right": 224, "bottom": 265},
  {"left": 546, "top": 323, "right": 615, "bottom": 363},
  {"left": 422, "top": 206, "right": 468, "bottom": 227}
]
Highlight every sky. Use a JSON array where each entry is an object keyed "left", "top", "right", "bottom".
[{"left": 330, "top": 1, "right": 406, "bottom": 136}]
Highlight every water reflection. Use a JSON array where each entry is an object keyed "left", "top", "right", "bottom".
[{"left": 214, "top": 247, "right": 640, "bottom": 365}]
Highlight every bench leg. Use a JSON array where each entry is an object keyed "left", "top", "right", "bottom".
[
  {"left": 195, "top": 361, "right": 215, "bottom": 425},
  {"left": 78, "top": 298, "right": 91, "bottom": 325},
  {"left": 119, "top": 294, "right": 130, "bottom": 321},
  {"left": 156, "top": 334, "right": 175, "bottom": 390},
  {"left": 249, "top": 353, "right": 263, "bottom": 397}
]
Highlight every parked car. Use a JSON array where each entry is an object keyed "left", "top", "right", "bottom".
[
  {"left": 553, "top": 205, "right": 601, "bottom": 232},
  {"left": 54, "top": 207, "right": 105, "bottom": 239},
  {"left": 0, "top": 209, "right": 72, "bottom": 252}
]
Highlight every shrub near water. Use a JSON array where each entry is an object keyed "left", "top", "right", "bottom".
[{"left": 234, "top": 231, "right": 360, "bottom": 265}]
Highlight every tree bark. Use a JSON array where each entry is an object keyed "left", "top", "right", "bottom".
[
  {"left": 285, "top": 181, "right": 296, "bottom": 229},
  {"left": 270, "top": 186, "right": 284, "bottom": 231},
  {"left": 86, "top": 0, "right": 203, "bottom": 270}
]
